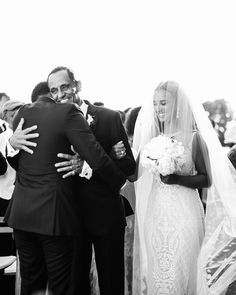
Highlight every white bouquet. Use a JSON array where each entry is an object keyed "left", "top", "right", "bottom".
[{"left": 141, "top": 135, "right": 185, "bottom": 178}]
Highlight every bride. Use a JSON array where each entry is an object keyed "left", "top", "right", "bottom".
[{"left": 132, "top": 81, "right": 236, "bottom": 294}]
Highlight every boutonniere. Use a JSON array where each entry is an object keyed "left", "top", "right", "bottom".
[{"left": 87, "top": 114, "right": 95, "bottom": 126}]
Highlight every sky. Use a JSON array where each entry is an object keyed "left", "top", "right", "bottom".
[{"left": 1, "top": 0, "right": 236, "bottom": 112}]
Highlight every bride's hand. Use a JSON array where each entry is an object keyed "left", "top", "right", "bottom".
[{"left": 160, "top": 174, "right": 178, "bottom": 185}]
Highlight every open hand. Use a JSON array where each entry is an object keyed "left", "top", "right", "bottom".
[
  {"left": 9, "top": 118, "right": 39, "bottom": 154},
  {"left": 55, "top": 146, "right": 84, "bottom": 179}
]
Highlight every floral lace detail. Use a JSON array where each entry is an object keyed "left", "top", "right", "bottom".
[{"left": 143, "top": 138, "right": 204, "bottom": 295}]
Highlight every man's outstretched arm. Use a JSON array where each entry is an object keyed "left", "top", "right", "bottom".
[
  {"left": 6, "top": 118, "right": 39, "bottom": 171},
  {"left": 8, "top": 118, "right": 39, "bottom": 154}
]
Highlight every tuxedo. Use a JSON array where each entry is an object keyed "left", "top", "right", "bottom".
[
  {"left": 6, "top": 96, "right": 126, "bottom": 295},
  {"left": 74, "top": 101, "right": 136, "bottom": 295}
]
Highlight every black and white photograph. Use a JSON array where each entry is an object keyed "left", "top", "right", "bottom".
[{"left": 1, "top": 0, "right": 236, "bottom": 294}]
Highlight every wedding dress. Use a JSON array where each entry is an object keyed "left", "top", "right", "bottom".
[{"left": 133, "top": 134, "right": 204, "bottom": 295}]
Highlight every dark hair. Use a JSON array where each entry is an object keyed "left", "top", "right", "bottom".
[
  {"left": 125, "top": 106, "right": 141, "bottom": 137},
  {"left": 0, "top": 93, "right": 10, "bottom": 102},
  {"left": 31, "top": 82, "right": 50, "bottom": 102},
  {"left": 93, "top": 101, "right": 104, "bottom": 107},
  {"left": 47, "top": 66, "right": 77, "bottom": 84}
]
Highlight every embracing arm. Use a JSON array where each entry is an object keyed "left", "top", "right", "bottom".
[
  {"left": 6, "top": 118, "right": 39, "bottom": 171},
  {"left": 65, "top": 106, "right": 126, "bottom": 191},
  {"left": 161, "top": 132, "right": 212, "bottom": 189}
]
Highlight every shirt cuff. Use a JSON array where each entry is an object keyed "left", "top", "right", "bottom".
[
  {"left": 79, "top": 161, "right": 93, "bottom": 179},
  {"left": 6, "top": 140, "right": 19, "bottom": 157}
]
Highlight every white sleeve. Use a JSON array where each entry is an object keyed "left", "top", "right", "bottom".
[
  {"left": 79, "top": 161, "right": 93, "bottom": 179},
  {"left": 6, "top": 140, "right": 19, "bottom": 157}
]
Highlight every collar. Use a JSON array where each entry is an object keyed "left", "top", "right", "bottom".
[{"left": 80, "top": 100, "right": 88, "bottom": 116}]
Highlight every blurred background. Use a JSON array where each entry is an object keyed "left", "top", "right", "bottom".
[{"left": 1, "top": 0, "right": 236, "bottom": 146}]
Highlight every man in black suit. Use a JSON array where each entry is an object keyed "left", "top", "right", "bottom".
[
  {"left": 47, "top": 66, "right": 136, "bottom": 295},
  {"left": 6, "top": 93, "right": 127, "bottom": 295}
]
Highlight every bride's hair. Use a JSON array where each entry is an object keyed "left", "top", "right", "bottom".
[{"left": 154, "top": 80, "right": 178, "bottom": 96}]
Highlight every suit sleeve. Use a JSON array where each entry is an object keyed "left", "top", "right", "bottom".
[
  {"left": 0, "top": 151, "right": 7, "bottom": 175},
  {"left": 110, "top": 112, "right": 136, "bottom": 176},
  {"left": 64, "top": 105, "right": 126, "bottom": 191}
]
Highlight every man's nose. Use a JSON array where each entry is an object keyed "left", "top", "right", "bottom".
[{"left": 58, "top": 89, "right": 65, "bottom": 99}]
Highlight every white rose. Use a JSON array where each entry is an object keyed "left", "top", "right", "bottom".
[{"left": 158, "top": 157, "right": 175, "bottom": 176}]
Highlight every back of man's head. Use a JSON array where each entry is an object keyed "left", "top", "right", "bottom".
[
  {"left": 31, "top": 82, "right": 50, "bottom": 102},
  {"left": 93, "top": 101, "right": 104, "bottom": 107}
]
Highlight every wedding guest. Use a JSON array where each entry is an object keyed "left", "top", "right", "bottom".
[
  {"left": 124, "top": 106, "right": 141, "bottom": 146},
  {"left": 0, "top": 100, "right": 25, "bottom": 130},
  {"left": 120, "top": 106, "right": 141, "bottom": 295},
  {"left": 0, "top": 94, "right": 18, "bottom": 216},
  {"left": 46, "top": 66, "right": 136, "bottom": 295},
  {"left": 132, "top": 81, "right": 212, "bottom": 294},
  {"left": 5, "top": 92, "right": 127, "bottom": 295}
]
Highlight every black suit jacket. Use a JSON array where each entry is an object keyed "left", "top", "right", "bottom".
[
  {"left": 77, "top": 101, "right": 136, "bottom": 235},
  {"left": 5, "top": 97, "right": 126, "bottom": 236}
]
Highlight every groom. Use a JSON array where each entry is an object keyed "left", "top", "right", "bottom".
[{"left": 6, "top": 93, "right": 127, "bottom": 295}]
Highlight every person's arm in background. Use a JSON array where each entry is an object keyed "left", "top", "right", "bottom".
[
  {"left": 109, "top": 111, "right": 136, "bottom": 177},
  {"left": 0, "top": 151, "right": 7, "bottom": 175}
]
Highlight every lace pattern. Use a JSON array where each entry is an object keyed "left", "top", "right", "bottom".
[{"left": 136, "top": 138, "right": 205, "bottom": 295}]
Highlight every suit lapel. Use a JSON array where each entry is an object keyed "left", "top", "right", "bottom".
[{"left": 84, "top": 100, "right": 98, "bottom": 133}]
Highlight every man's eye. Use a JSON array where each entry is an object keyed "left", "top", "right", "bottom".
[
  {"left": 160, "top": 101, "right": 166, "bottom": 106},
  {"left": 50, "top": 89, "right": 57, "bottom": 95},
  {"left": 61, "top": 85, "right": 69, "bottom": 91}
]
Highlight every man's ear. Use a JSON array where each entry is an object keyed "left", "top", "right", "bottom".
[{"left": 75, "top": 80, "right": 82, "bottom": 93}]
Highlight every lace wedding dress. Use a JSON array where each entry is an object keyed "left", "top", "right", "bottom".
[{"left": 133, "top": 138, "right": 205, "bottom": 295}]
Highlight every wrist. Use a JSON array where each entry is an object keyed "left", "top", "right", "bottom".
[
  {"left": 168, "top": 174, "right": 179, "bottom": 185},
  {"left": 9, "top": 137, "right": 16, "bottom": 150},
  {"left": 172, "top": 174, "right": 180, "bottom": 185}
]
